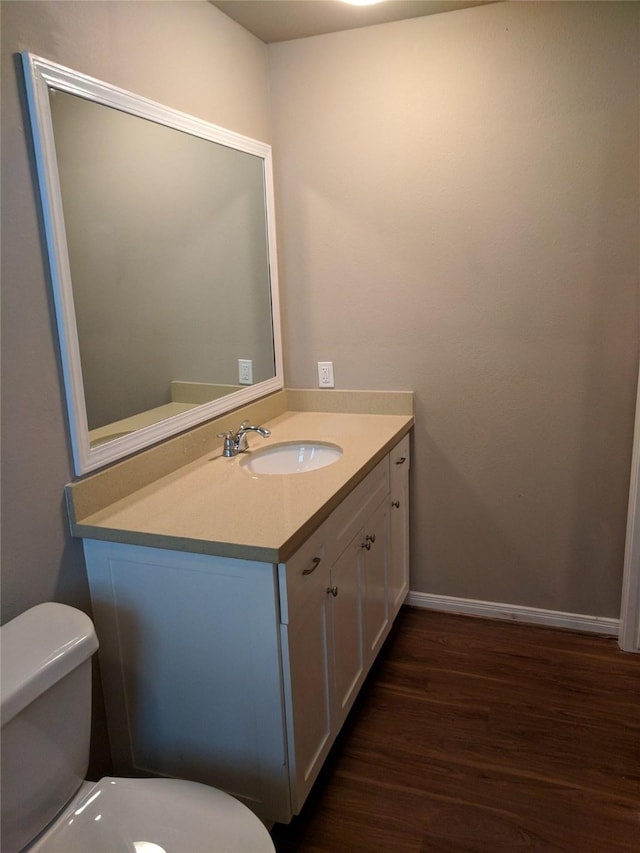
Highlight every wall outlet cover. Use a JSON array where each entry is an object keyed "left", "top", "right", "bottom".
[
  {"left": 238, "top": 358, "right": 253, "bottom": 385},
  {"left": 318, "top": 361, "right": 335, "bottom": 388}
]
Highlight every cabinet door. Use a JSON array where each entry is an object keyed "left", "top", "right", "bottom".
[
  {"left": 362, "top": 499, "right": 390, "bottom": 663},
  {"left": 279, "top": 533, "right": 333, "bottom": 814},
  {"left": 389, "top": 434, "right": 411, "bottom": 620},
  {"left": 330, "top": 534, "right": 365, "bottom": 728}
]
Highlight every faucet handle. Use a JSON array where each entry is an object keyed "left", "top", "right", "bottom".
[
  {"left": 236, "top": 419, "right": 250, "bottom": 433},
  {"left": 216, "top": 431, "right": 234, "bottom": 457}
]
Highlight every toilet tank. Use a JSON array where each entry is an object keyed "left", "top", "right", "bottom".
[{"left": 0, "top": 603, "right": 99, "bottom": 853}]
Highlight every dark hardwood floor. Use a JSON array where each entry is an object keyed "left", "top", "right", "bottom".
[{"left": 271, "top": 607, "right": 640, "bottom": 852}]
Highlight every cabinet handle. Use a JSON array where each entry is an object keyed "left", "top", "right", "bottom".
[
  {"left": 327, "top": 585, "right": 338, "bottom": 597},
  {"left": 365, "top": 533, "right": 376, "bottom": 544},
  {"left": 392, "top": 500, "right": 400, "bottom": 508},
  {"left": 302, "top": 556, "right": 322, "bottom": 576},
  {"left": 395, "top": 456, "right": 406, "bottom": 465},
  {"left": 361, "top": 540, "right": 372, "bottom": 551}
]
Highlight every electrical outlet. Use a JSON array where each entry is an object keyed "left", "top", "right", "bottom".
[
  {"left": 318, "top": 361, "right": 335, "bottom": 388},
  {"left": 238, "top": 358, "right": 253, "bottom": 385}
]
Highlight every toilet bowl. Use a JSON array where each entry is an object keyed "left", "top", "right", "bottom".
[
  {"left": 27, "top": 777, "right": 274, "bottom": 852},
  {"left": 0, "top": 603, "right": 275, "bottom": 852}
]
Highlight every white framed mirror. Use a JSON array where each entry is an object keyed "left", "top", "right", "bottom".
[{"left": 21, "top": 52, "right": 283, "bottom": 475}]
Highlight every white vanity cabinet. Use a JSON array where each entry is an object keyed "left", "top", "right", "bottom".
[{"left": 82, "top": 434, "right": 411, "bottom": 824}]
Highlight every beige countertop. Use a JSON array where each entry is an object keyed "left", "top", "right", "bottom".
[{"left": 69, "top": 408, "right": 413, "bottom": 563}]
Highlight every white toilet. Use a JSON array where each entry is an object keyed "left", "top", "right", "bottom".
[{"left": 0, "top": 602, "right": 276, "bottom": 852}]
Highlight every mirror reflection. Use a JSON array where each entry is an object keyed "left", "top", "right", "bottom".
[
  {"left": 50, "top": 90, "right": 276, "bottom": 446},
  {"left": 21, "top": 52, "right": 283, "bottom": 474}
]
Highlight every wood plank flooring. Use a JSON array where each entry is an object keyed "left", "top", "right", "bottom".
[{"left": 271, "top": 607, "right": 640, "bottom": 852}]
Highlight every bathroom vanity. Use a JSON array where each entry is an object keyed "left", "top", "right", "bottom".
[
  {"left": 67, "top": 393, "right": 412, "bottom": 823},
  {"left": 25, "top": 53, "right": 414, "bottom": 825}
]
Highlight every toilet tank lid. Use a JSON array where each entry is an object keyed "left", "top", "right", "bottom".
[{"left": 1, "top": 603, "right": 98, "bottom": 726}]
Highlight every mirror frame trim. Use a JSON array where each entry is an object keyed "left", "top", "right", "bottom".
[{"left": 21, "top": 51, "right": 284, "bottom": 475}]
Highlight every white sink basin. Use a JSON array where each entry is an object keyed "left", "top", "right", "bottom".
[{"left": 241, "top": 442, "right": 342, "bottom": 475}]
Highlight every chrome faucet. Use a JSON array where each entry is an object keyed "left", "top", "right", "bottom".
[{"left": 217, "top": 419, "right": 271, "bottom": 457}]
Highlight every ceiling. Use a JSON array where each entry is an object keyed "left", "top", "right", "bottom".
[{"left": 210, "top": 0, "right": 498, "bottom": 44}]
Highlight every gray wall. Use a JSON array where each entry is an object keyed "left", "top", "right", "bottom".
[{"left": 270, "top": 1, "right": 640, "bottom": 617}]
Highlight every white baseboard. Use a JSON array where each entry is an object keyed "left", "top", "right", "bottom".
[{"left": 406, "top": 591, "right": 620, "bottom": 637}]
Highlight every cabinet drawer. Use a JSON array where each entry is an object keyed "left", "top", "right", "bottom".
[
  {"left": 279, "top": 456, "right": 390, "bottom": 624},
  {"left": 390, "top": 432, "right": 410, "bottom": 493},
  {"left": 329, "top": 456, "right": 389, "bottom": 560},
  {"left": 278, "top": 520, "right": 329, "bottom": 624}
]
